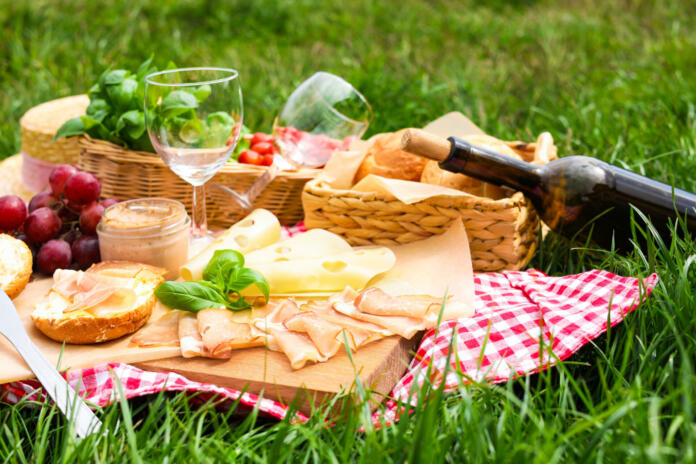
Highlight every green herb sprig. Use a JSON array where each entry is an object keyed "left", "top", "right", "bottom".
[{"left": 155, "top": 249, "right": 269, "bottom": 313}]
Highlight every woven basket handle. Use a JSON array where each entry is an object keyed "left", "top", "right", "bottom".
[{"left": 400, "top": 129, "right": 451, "bottom": 162}]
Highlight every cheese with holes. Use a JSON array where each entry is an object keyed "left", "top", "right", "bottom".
[
  {"left": 243, "top": 247, "right": 396, "bottom": 295},
  {"left": 179, "top": 209, "right": 281, "bottom": 281},
  {"left": 244, "top": 229, "right": 352, "bottom": 266}
]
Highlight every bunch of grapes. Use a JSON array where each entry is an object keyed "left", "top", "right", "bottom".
[{"left": 0, "top": 165, "right": 119, "bottom": 275}]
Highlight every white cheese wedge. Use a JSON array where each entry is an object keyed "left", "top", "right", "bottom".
[
  {"left": 244, "top": 229, "right": 352, "bottom": 266},
  {"left": 243, "top": 247, "right": 396, "bottom": 295},
  {"left": 179, "top": 209, "right": 281, "bottom": 281}
]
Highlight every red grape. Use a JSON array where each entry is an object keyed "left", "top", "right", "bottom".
[
  {"left": 72, "top": 235, "right": 101, "bottom": 269},
  {"left": 79, "top": 202, "right": 105, "bottom": 235},
  {"left": 37, "top": 239, "right": 72, "bottom": 275},
  {"left": 100, "top": 198, "right": 120, "bottom": 209},
  {"left": 49, "top": 164, "right": 78, "bottom": 197},
  {"left": 64, "top": 172, "right": 101, "bottom": 205},
  {"left": 0, "top": 195, "right": 27, "bottom": 231},
  {"left": 28, "top": 191, "right": 59, "bottom": 213},
  {"left": 24, "top": 207, "right": 62, "bottom": 244}
]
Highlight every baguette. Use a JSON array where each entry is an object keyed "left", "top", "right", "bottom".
[
  {"left": 31, "top": 261, "right": 166, "bottom": 344},
  {"left": 0, "top": 234, "right": 32, "bottom": 299}
]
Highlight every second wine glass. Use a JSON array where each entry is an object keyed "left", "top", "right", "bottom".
[
  {"left": 144, "top": 67, "right": 243, "bottom": 249},
  {"left": 214, "top": 71, "right": 371, "bottom": 211}
]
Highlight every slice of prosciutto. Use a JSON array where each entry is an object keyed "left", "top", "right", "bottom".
[
  {"left": 300, "top": 300, "right": 391, "bottom": 349},
  {"left": 283, "top": 313, "right": 345, "bottom": 358},
  {"left": 130, "top": 310, "right": 180, "bottom": 347},
  {"left": 197, "top": 308, "right": 264, "bottom": 358},
  {"left": 267, "top": 326, "right": 326, "bottom": 370},
  {"left": 354, "top": 287, "right": 445, "bottom": 319},
  {"left": 178, "top": 311, "right": 212, "bottom": 358}
]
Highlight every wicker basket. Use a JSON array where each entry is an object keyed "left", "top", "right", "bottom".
[
  {"left": 77, "top": 136, "right": 320, "bottom": 226},
  {"left": 302, "top": 138, "right": 555, "bottom": 272}
]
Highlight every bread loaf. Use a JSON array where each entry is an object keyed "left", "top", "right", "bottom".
[
  {"left": 0, "top": 234, "right": 32, "bottom": 299},
  {"left": 354, "top": 129, "right": 428, "bottom": 183}
]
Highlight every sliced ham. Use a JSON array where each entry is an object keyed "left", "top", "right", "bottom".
[
  {"left": 301, "top": 300, "right": 391, "bottom": 349},
  {"left": 130, "top": 310, "right": 180, "bottom": 347},
  {"left": 354, "top": 287, "right": 444, "bottom": 318},
  {"left": 197, "top": 308, "right": 264, "bottom": 358},
  {"left": 284, "top": 313, "right": 344, "bottom": 358},
  {"left": 267, "top": 327, "right": 326, "bottom": 369},
  {"left": 332, "top": 299, "right": 429, "bottom": 339},
  {"left": 178, "top": 311, "right": 211, "bottom": 358}
]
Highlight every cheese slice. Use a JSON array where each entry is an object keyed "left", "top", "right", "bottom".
[
  {"left": 243, "top": 247, "right": 396, "bottom": 295},
  {"left": 244, "top": 229, "right": 352, "bottom": 266},
  {"left": 179, "top": 209, "right": 281, "bottom": 281}
]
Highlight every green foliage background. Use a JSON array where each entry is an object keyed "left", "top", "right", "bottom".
[{"left": 1, "top": 0, "right": 696, "bottom": 462}]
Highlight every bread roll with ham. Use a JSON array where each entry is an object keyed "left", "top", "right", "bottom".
[{"left": 32, "top": 261, "right": 166, "bottom": 344}]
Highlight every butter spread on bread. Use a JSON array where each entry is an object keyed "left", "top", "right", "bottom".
[{"left": 31, "top": 261, "right": 166, "bottom": 344}]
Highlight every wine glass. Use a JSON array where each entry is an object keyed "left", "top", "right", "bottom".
[
  {"left": 213, "top": 71, "right": 371, "bottom": 210},
  {"left": 144, "top": 67, "right": 243, "bottom": 250}
]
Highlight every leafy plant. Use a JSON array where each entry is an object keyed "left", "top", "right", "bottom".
[
  {"left": 54, "top": 58, "right": 251, "bottom": 158},
  {"left": 155, "top": 249, "right": 269, "bottom": 312},
  {"left": 54, "top": 56, "right": 164, "bottom": 152}
]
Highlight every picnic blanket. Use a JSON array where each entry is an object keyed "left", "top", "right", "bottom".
[{"left": 0, "top": 224, "right": 658, "bottom": 424}]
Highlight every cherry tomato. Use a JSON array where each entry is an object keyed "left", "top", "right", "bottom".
[
  {"left": 250, "top": 132, "right": 272, "bottom": 146},
  {"left": 251, "top": 141, "right": 274, "bottom": 156},
  {"left": 238, "top": 149, "right": 262, "bottom": 165},
  {"left": 260, "top": 154, "right": 274, "bottom": 167}
]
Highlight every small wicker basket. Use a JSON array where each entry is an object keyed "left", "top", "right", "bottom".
[
  {"left": 302, "top": 138, "right": 555, "bottom": 272},
  {"left": 77, "top": 136, "right": 320, "bottom": 226}
]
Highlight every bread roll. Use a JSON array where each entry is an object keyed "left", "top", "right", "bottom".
[
  {"left": 354, "top": 129, "right": 428, "bottom": 183},
  {"left": 0, "top": 234, "right": 32, "bottom": 299},
  {"left": 31, "top": 261, "right": 166, "bottom": 344},
  {"left": 420, "top": 134, "right": 523, "bottom": 199}
]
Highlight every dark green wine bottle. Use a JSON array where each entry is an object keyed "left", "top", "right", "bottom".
[{"left": 440, "top": 136, "right": 696, "bottom": 249}]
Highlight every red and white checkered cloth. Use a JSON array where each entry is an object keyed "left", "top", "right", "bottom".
[{"left": 1, "top": 223, "right": 658, "bottom": 424}]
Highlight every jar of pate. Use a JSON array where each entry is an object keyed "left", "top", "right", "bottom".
[{"left": 97, "top": 198, "right": 190, "bottom": 279}]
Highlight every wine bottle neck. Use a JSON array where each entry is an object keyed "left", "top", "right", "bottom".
[{"left": 441, "top": 137, "right": 541, "bottom": 195}]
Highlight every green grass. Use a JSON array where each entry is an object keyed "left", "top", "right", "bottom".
[{"left": 2, "top": 0, "right": 696, "bottom": 461}]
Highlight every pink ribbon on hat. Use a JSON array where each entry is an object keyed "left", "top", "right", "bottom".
[{"left": 21, "top": 151, "right": 58, "bottom": 193}]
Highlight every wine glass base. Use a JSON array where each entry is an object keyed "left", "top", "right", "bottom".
[{"left": 188, "top": 231, "right": 215, "bottom": 258}]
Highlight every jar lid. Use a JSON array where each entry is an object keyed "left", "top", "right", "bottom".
[{"left": 98, "top": 198, "right": 189, "bottom": 238}]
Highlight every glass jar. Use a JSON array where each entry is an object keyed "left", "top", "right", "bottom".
[{"left": 97, "top": 198, "right": 190, "bottom": 279}]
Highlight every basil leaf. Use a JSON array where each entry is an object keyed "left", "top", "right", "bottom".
[
  {"left": 53, "top": 117, "right": 85, "bottom": 140},
  {"left": 119, "top": 110, "right": 146, "bottom": 140},
  {"left": 136, "top": 54, "right": 155, "bottom": 82},
  {"left": 103, "top": 69, "right": 128, "bottom": 86},
  {"left": 155, "top": 281, "right": 227, "bottom": 312},
  {"left": 86, "top": 98, "right": 111, "bottom": 123},
  {"left": 203, "top": 249, "right": 245, "bottom": 283},
  {"left": 161, "top": 90, "right": 198, "bottom": 115},
  {"left": 190, "top": 84, "right": 212, "bottom": 102},
  {"left": 108, "top": 76, "right": 138, "bottom": 110},
  {"left": 228, "top": 267, "right": 270, "bottom": 302}
]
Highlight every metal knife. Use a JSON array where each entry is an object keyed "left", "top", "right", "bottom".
[{"left": 0, "top": 291, "right": 102, "bottom": 438}]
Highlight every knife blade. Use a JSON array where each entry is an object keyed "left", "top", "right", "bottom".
[{"left": 0, "top": 291, "right": 102, "bottom": 438}]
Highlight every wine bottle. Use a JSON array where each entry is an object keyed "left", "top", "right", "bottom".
[{"left": 401, "top": 129, "right": 696, "bottom": 250}]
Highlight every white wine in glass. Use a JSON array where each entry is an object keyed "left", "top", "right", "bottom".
[{"left": 144, "top": 67, "right": 243, "bottom": 251}]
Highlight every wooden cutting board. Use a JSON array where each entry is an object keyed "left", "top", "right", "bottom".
[{"left": 2, "top": 278, "right": 420, "bottom": 415}]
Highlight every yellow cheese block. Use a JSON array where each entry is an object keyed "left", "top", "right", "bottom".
[
  {"left": 180, "top": 209, "right": 281, "bottom": 281},
  {"left": 243, "top": 247, "right": 396, "bottom": 295},
  {"left": 245, "top": 229, "right": 352, "bottom": 266}
]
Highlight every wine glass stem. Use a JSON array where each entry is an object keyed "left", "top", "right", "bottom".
[{"left": 191, "top": 183, "right": 208, "bottom": 239}]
